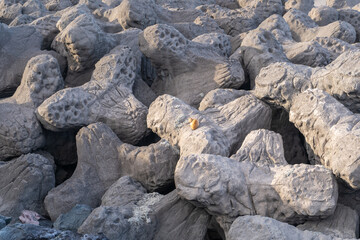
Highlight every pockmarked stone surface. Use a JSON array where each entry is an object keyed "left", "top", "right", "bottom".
[
  {"left": 0, "top": 154, "right": 55, "bottom": 220},
  {"left": 148, "top": 90, "right": 271, "bottom": 157},
  {"left": 175, "top": 154, "right": 338, "bottom": 224}
]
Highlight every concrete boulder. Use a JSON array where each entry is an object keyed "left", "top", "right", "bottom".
[
  {"left": 51, "top": 13, "right": 116, "bottom": 73},
  {"left": 241, "top": 27, "right": 289, "bottom": 86},
  {"left": 78, "top": 191, "right": 163, "bottom": 240},
  {"left": 230, "top": 129, "right": 288, "bottom": 166},
  {"left": 175, "top": 154, "right": 338, "bottom": 224},
  {"left": 139, "top": 24, "right": 244, "bottom": 107},
  {"left": 228, "top": 215, "right": 352, "bottom": 240},
  {"left": 308, "top": 6, "right": 339, "bottom": 26},
  {"left": 297, "top": 204, "right": 359, "bottom": 239},
  {"left": 44, "top": 122, "right": 179, "bottom": 220},
  {"left": 80, "top": 177, "right": 210, "bottom": 240},
  {"left": 254, "top": 49, "right": 360, "bottom": 113},
  {"left": 284, "top": 9, "right": 356, "bottom": 43},
  {"left": 0, "top": 154, "right": 55, "bottom": 220},
  {"left": 0, "top": 54, "right": 63, "bottom": 161},
  {"left": 104, "top": 0, "right": 223, "bottom": 39},
  {"left": 118, "top": 140, "right": 179, "bottom": 192},
  {"left": 0, "top": 223, "right": 107, "bottom": 240},
  {"left": 0, "top": 23, "right": 44, "bottom": 95},
  {"left": 338, "top": 9, "right": 360, "bottom": 42},
  {"left": 147, "top": 89, "right": 271, "bottom": 157},
  {"left": 44, "top": 123, "right": 123, "bottom": 221},
  {"left": 197, "top": 0, "right": 283, "bottom": 36},
  {"left": 289, "top": 89, "right": 360, "bottom": 190},
  {"left": 0, "top": 1, "right": 22, "bottom": 24},
  {"left": 285, "top": 0, "right": 314, "bottom": 14},
  {"left": 37, "top": 46, "right": 148, "bottom": 144},
  {"left": 53, "top": 204, "right": 93, "bottom": 232}
]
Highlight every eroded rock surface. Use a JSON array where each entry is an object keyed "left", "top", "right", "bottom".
[
  {"left": 297, "top": 204, "right": 359, "bottom": 239},
  {"left": 175, "top": 154, "right": 338, "bottom": 224},
  {"left": 148, "top": 90, "right": 271, "bottom": 157},
  {"left": 0, "top": 154, "right": 55, "bottom": 220},
  {"left": 284, "top": 9, "right": 356, "bottom": 43},
  {"left": 289, "top": 89, "right": 360, "bottom": 189},
  {"left": 228, "top": 215, "right": 352, "bottom": 240},
  {"left": 254, "top": 49, "right": 360, "bottom": 113},
  {"left": 139, "top": 24, "right": 245, "bottom": 107},
  {"left": 0, "top": 54, "right": 64, "bottom": 161},
  {"left": 37, "top": 46, "right": 148, "bottom": 144},
  {"left": 230, "top": 129, "right": 287, "bottom": 166},
  {"left": 44, "top": 123, "right": 123, "bottom": 221},
  {"left": 0, "top": 23, "right": 43, "bottom": 94}
]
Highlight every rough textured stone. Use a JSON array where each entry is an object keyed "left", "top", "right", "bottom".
[
  {"left": 0, "top": 154, "right": 55, "bottom": 220},
  {"left": 284, "top": 9, "right": 356, "bottom": 43},
  {"left": 231, "top": 129, "right": 288, "bottom": 166},
  {"left": 257, "top": 14, "right": 293, "bottom": 44},
  {"left": 9, "top": 14, "right": 37, "bottom": 26},
  {"left": 0, "top": 103, "right": 45, "bottom": 161},
  {"left": 43, "top": 0, "right": 77, "bottom": 11},
  {"left": 0, "top": 223, "right": 107, "bottom": 240},
  {"left": 54, "top": 204, "right": 93, "bottom": 232},
  {"left": 285, "top": 0, "right": 314, "bottom": 14},
  {"left": 170, "top": 15, "right": 224, "bottom": 40},
  {"left": 237, "top": 0, "right": 284, "bottom": 29},
  {"left": 256, "top": 14, "right": 334, "bottom": 67},
  {"left": 353, "top": 3, "right": 360, "bottom": 11},
  {"left": 30, "top": 15, "right": 60, "bottom": 49},
  {"left": 283, "top": 40, "right": 331, "bottom": 67},
  {"left": 44, "top": 123, "right": 123, "bottom": 221},
  {"left": 0, "top": 1, "right": 22, "bottom": 24},
  {"left": 254, "top": 49, "right": 360, "bottom": 114},
  {"left": 113, "top": 0, "right": 201, "bottom": 29},
  {"left": 175, "top": 154, "right": 338, "bottom": 224},
  {"left": 289, "top": 89, "right": 360, "bottom": 189},
  {"left": 102, "top": 0, "right": 122, "bottom": 8},
  {"left": 197, "top": 1, "right": 284, "bottom": 37},
  {"left": 327, "top": 0, "right": 358, "bottom": 9},
  {"left": 108, "top": 1, "right": 221, "bottom": 39},
  {"left": 45, "top": 122, "right": 179, "bottom": 220},
  {"left": 150, "top": 190, "right": 211, "bottom": 240},
  {"left": 118, "top": 140, "right": 179, "bottom": 192},
  {"left": 338, "top": 9, "right": 360, "bottom": 42},
  {"left": 0, "top": 54, "right": 64, "bottom": 160},
  {"left": 241, "top": 28, "right": 289, "bottom": 86},
  {"left": 139, "top": 24, "right": 244, "bottom": 107},
  {"left": 148, "top": 90, "right": 271, "bottom": 157},
  {"left": 132, "top": 77, "right": 157, "bottom": 107},
  {"left": 199, "top": 89, "right": 272, "bottom": 154},
  {"left": 100, "top": 176, "right": 147, "bottom": 207},
  {"left": 52, "top": 13, "right": 116, "bottom": 73},
  {"left": 253, "top": 61, "right": 314, "bottom": 111},
  {"left": 192, "top": 32, "right": 232, "bottom": 57},
  {"left": 78, "top": 193, "right": 163, "bottom": 240},
  {"left": 196, "top": 4, "right": 258, "bottom": 36},
  {"left": 297, "top": 204, "right": 359, "bottom": 239},
  {"left": 228, "top": 215, "right": 351, "bottom": 240},
  {"left": 311, "top": 50, "right": 360, "bottom": 113},
  {"left": 22, "top": 0, "right": 47, "bottom": 17},
  {"left": 11, "top": 54, "right": 64, "bottom": 108},
  {"left": 313, "top": 37, "right": 356, "bottom": 61},
  {"left": 0, "top": 23, "right": 44, "bottom": 94},
  {"left": 103, "top": 0, "right": 224, "bottom": 39},
  {"left": 36, "top": 46, "right": 148, "bottom": 144},
  {"left": 308, "top": 6, "right": 339, "bottom": 26}
]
